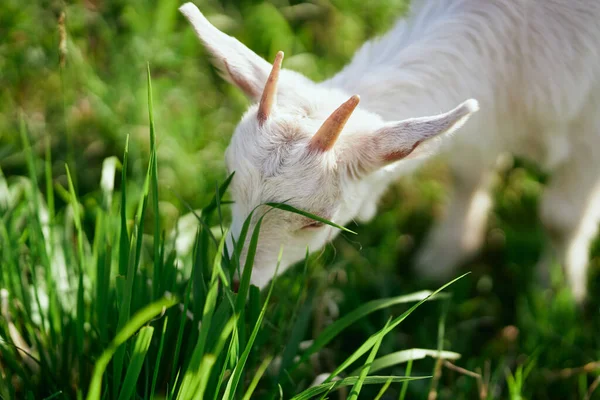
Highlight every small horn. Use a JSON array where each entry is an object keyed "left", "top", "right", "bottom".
[
  {"left": 257, "top": 51, "right": 284, "bottom": 126},
  {"left": 309, "top": 95, "right": 360, "bottom": 152}
]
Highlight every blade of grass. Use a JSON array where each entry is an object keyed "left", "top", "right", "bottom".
[
  {"left": 94, "top": 212, "right": 111, "bottom": 344},
  {"left": 266, "top": 202, "right": 355, "bottom": 234},
  {"left": 169, "top": 369, "right": 182, "bottom": 400},
  {"left": 202, "top": 171, "right": 235, "bottom": 216},
  {"left": 399, "top": 359, "right": 413, "bottom": 400},
  {"left": 292, "top": 376, "right": 429, "bottom": 400},
  {"left": 113, "top": 234, "right": 138, "bottom": 394},
  {"left": 192, "top": 355, "right": 217, "bottom": 400},
  {"left": 86, "top": 296, "right": 177, "bottom": 400},
  {"left": 117, "top": 326, "right": 155, "bottom": 400},
  {"left": 0, "top": 220, "right": 26, "bottom": 311},
  {"left": 150, "top": 316, "right": 169, "bottom": 400},
  {"left": 230, "top": 209, "right": 254, "bottom": 279},
  {"left": 168, "top": 190, "right": 218, "bottom": 249},
  {"left": 42, "top": 391, "right": 64, "bottom": 400},
  {"left": 100, "top": 156, "right": 118, "bottom": 210},
  {"left": 20, "top": 117, "right": 50, "bottom": 334},
  {"left": 374, "top": 378, "right": 393, "bottom": 400},
  {"left": 277, "top": 286, "right": 315, "bottom": 383},
  {"left": 169, "top": 258, "right": 195, "bottom": 387},
  {"left": 176, "top": 232, "right": 228, "bottom": 399},
  {"left": 233, "top": 212, "right": 265, "bottom": 323},
  {"left": 114, "top": 151, "right": 153, "bottom": 392},
  {"left": 147, "top": 64, "right": 161, "bottom": 300},
  {"left": 118, "top": 135, "right": 130, "bottom": 276},
  {"left": 65, "top": 164, "right": 86, "bottom": 382},
  {"left": 193, "top": 316, "right": 237, "bottom": 400},
  {"left": 192, "top": 215, "right": 210, "bottom": 335},
  {"left": 44, "top": 135, "right": 54, "bottom": 221},
  {"left": 323, "top": 274, "right": 469, "bottom": 384},
  {"left": 348, "top": 318, "right": 392, "bottom": 400},
  {"left": 293, "top": 290, "right": 449, "bottom": 372},
  {"left": 210, "top": 317, "right": 239, "bottom": 400},
  {"left": 349, "top": 348, "right": 461, "bottom": 376},
  {"left": 222, "top": 246, "right": 283, "bottom": 400},
  {"left": 428, "top": 298, "right": 449, "bottom": 398},
  {"left": 43, "top": 133, "right": 59, "bottom": 350},
  {"left": 21, "top": 117, "right": 64, "bottom": 380},
  {"left": 241, "top": 355, "right": 273, "bottom": 400}
]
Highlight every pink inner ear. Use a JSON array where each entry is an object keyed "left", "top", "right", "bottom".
[
  {"left": 223, "top": 59, "right": 260, "bottom": 99},
  {"left": 382, "top": 140, "right": 422, "bottom": 163}
]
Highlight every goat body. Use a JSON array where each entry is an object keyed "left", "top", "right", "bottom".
[{"left": 180, "top": 0, "right": 600, "bottom": 301}]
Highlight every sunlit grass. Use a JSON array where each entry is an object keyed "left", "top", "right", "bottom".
[
  {"left": 0, "top": 66, "right": 466, "bottom": 400},
  {"left": 1, "top": 1, "right": 599, "bottom": 399}
]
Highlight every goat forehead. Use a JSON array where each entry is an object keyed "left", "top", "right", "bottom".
[
  {"left": 227, "top": 114, "right": 316, "bottom": 166},
  {"left": 229, "top": 153, "right": 333, "bottom": 198},
  {"left": 227, "top": 148, "right": 337, "bottom": 213}
]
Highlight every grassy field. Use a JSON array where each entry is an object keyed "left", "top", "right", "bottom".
[{"left": 1, "top": 0, "right": 599, "bottom": 399}]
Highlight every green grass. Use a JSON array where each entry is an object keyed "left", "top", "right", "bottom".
[
  {"left": 0, "top": 64, "right": 467, "bottom": 399},
  {"left": 1, "top": 0, "right": 600, "bottom": 399}
]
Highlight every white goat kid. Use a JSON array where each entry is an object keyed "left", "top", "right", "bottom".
[
  {"left": 179, "top": 2, "right": 478, "bottom": 288},
  {"left": 180, "top": 0, "right": 600, "bottom": 301}
]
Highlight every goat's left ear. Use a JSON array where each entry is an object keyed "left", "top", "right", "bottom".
[
  {"left": 343, "top": 99, "right": 479, "bottom": 177},
  {"left": 179, "top": 2, "right": 273, "bottom": 101}
]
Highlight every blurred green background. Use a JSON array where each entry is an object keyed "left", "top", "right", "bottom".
[{"left": 1, "top": 0, "right": 599, "bottom": 398}]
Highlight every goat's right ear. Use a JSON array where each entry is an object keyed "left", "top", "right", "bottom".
[
  {"left": 342, "top": 99, "right": 479, "bottom": 178},
  {"left": 180, "top": 2, "right": 272, "bottom": 100}
]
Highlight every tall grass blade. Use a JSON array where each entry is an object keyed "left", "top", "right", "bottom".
[
  {"left": 86, "top": 296, "right": 177, "bottom": 400},
  {"left": 210, "top": 317, "right": 239, "bottom": 400},
  {"left": 118, "top": 135, "right": 130, "bottom": 276},
  {"left": 222, "top": 246, "right": 283, "bottom": 400},
  {"left": 241, "top": 355, "right": 273, "bottom": 400},
  {"left": 20, "top": 117, "right": 52, "bottom": 332},
  {"left": 324, "top": 274, "right": 468, "bottom": 383},
  {"left": 399, "top": 359, "right": 413, "bottom": 400},
  {"left": 373, "top": 378, "right": 393, "bottom": 400},
  {"left": 294, "top": 290, "right": 448, "bottom": 371},
  {"left": 42, "top": 391, "right": 63, "bottom": 400},
  {"left": 147, "top": 64, "right": 161, "bottom": 300},
  {"left": 117, "top": 326, "right": 155, "bottom": 400},
  {"left": 349, "top": 348, "right": 461, "bottom": 376},
  {"left": 65, "top": 164, "right": 86, "bottom": 381},
  {"left": 428, "top": 298, "right": 449, "bottom": 396},
  {"left": 94, "top": 213, "right": 111, "bottom": 344},
  {"left": 291, "top": 376, "right": 429, "bottom": 400},
  {"left": 202, "top": 172, "right": 235, "bottom": 216},
  {"left": 150, "top": 316, "right": 169, "bottom": 400},
  {"left": 266, "top": 202, "right": 356, "bottom": 234},
  {"left": 230, "top": 209, "right": 254, "bottom": 278},
  {"left": 277, "top": 286, "right": 314, "bottom": 383},
  {"left": 176, "top": 232, "right": 228, "bottom": 399},
  {"left": 192, "top": 355, "right": 217, "bottom": 400},
  {"left": 42, "top": 131, "right": 60, "bottom": 349},
  {"left": 114, "top": 150, "right": 153, "bottom": 392},
  {"left": 169, "top": 271, "right": 193, "bottom": 387},
  {"left": 191, "top": 316, "right": 240, "bottom": 400},
  {"left": 44, "top": 134, "right": 55, "bottom": 247},
  {"left": 348, "top": 318, "right": 392, "bottom": 400}
]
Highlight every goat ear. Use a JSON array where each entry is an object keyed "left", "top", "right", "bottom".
[
  {"left": 180, "top": 2, "right": 272, "bottom": 100},
  {"left": 344, "top": 99, "right": 479, "bottom": 177}
]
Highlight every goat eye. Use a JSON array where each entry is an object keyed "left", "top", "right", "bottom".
[{"left": 301, "top": 221, "right": 325, "bottom": 230}]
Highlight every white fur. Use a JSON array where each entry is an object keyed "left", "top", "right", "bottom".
[{"left": 180, "top": 0, "right": 600, "bottom": 301}]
